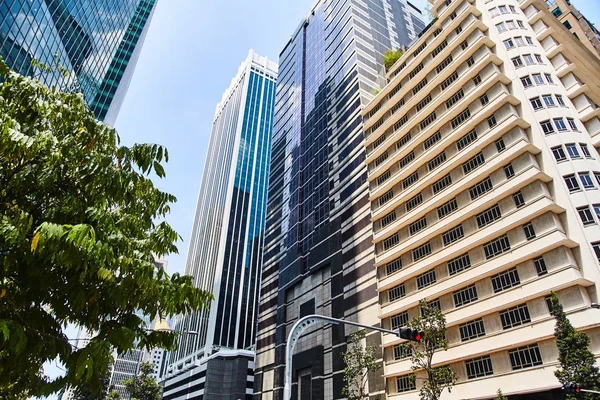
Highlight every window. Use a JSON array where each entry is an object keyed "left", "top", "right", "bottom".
[
  {"left": 438, "top": 198, "right": 458, "bottom": 219},
  {"left": 409, "top": 217, "right": 428, "bottom": 235},
  {"left": 461, "top": 40, "right": 468, "bottom": 50},
  {"left": 581, "top": 145, "right": 595, "bottom": 161},
  {"left": 523, "top": 222, "right": 536, "bottom": 240},
  {"left": 515, "top": 37, "right": 525, "bottom": 46},
  {"left": 556, "top": 95, "right": 565, "bottom": 106},
  {"left": 534, "top": 256, "right": 548, "bottom": 276},
  {"left": 509, "top": 5, "right": 517, "bottom": 13},
  {"left": 552, "top": 146, "right": 567, "bottom": 161},
  {"left": 480, "top": 93, "right": 489, "bottom": 106},
  {"left": 417, "top": 269, "right": 437, "bottom": 289},
  {"left": 465, "top": 356, "right": 494, "bottom": 379},
  {"left": 567, "top": 118, "right": 578, "bottom": 131},
  {"left": 386, "top": 257, "right": 403, "bottom": 275},
  {"left": 578, "top": 206, "right": 595, "bottom": 226},
  {"left": 594, "top": 204, "right": 600, "bottom": 221},
  {"left": 535, "top": 54, "right": 544, "bottom": 63},
  {"left": 473, "top": 74, "right": 482, "bottom": 86},
  {"left": 540, "top": 120, "right": 555, "bottom": 135},
  {"left": 373, "top": 133, "right": 387, "bottom": 149},
  {"left": 552, "top": 6, "right": 563, "bottom": 17},
  {"left": 545, "top": 295, "right": 554, "bottom": 313},
  {"left": 399, "top": 151, "right": 415, "bottom": 168},
  {"left": 389, "top": 284, "right": 406, "bottom": 301},
  {"left": 428, "top": 152, "right": 447, "bottom": 171},
  {"left": 416, "top": 94, "right": 432, "bottom": 112},
  {"left": 383, "top": 234, "right": 399, "bottom": 250},
  {"left": 443, "top": 225, "right": 464, "bottom": 246},
  {"left": 491, "top": 267, "right": 521, "bottom": 292},
  {"left": 517, "top": 20, "right": 525, "bottom": 28},
  {"left": 379, "top": 189, "right": 394, "bottom": 207},
  {"left": 391, "top": 311, "right": 409, "bottom": 330},
  {"left": 457, "top": 130, "right": 477, "bottom": 150},
  {"left": 500, "top": 304, "right": 531, "bottom": 329},
  {"left": 545, "top": 73, "right": 554, "bottom": 83},
  {"left": 394, "top": 344, "right": 412, "bottom": 360},
  {"left": 496, "top": 22, "right": 507, "bottom": 32},
  {"left": 406, "top": 193, "right": 423, "bottom": 212},
  {"left": 530, "top": 97, "right": 544, "bottom": 111},
  {"left": 460, "top": 318, "right": 486, "bottom": 341},
  {"left": 445, "top": 89, "right": 464, "bottom": 109},
  {"left": 377, "top": 169, "right": 392, "bottom": 186},
  {"left": 504, "top": 164, "right": 515, "bottom": 179},
  {"left": 412, "top": 77, "right": 428, "bottom": 95},
  {"left": 451, "top": 109, "right": 471, "bottom": 129},
  {"left": 507, "top": 20, "right": 516, "bottom": 29},
  {"left": 580, "top": 172, "right": 595, "bottom": 189},
  {"left": 448, "top": 253, "right": 471, "bottom": 275},
  {"left": 509, "top": 344, "right": 543, "bottom": 370},
  {"left": 441, "top": 71, "right": 459, "bottom": 90},
  {"left": 542, "top": 95, "right": 555, "bottom": 107},
  {"left": 476, "top": 204, "right": 502, "bottom": 228},
  {"left": 563, "top": 20, "right": 572, "bottom": 29},
  {"left": 495, "top": 138, "right": 506, "bottom": 152},
  {"left": 403, "top": 171, "right": 419, "bottom": 189},
  {"left": 463, "top": 152, "right": 485, "bottom": 175},
  {"left": 455, "top": 25, "right": 463, "bottom": 35},
  {"left": 375, "top": 152, "right": 388, "bottom": 167},
  {"left": 484, "top": 235, "right": 511, "bottom": 259},
  {"left": 487, "top": 114, "right": 497, "bottom": 128},
  {"left": 593, "top": 242, "right": 600, "bottom": 262},
  {"left": 420, "top": 111, "right": 437, "bottom": 130},
  {"left": 512, "top": 56, "right": 524, "bottom": 68},
  {"left": 595, "top": 172, "right": 600, "bottom": 186},
  {"left": 533, "top": 74, "right": 544, "bottom": 85},
  {"left": 521, "top": 76, "right": 533, "bottom": 87},
  {"left": 453, "top": 284, "right": 478, "bottom": 307},
  {"left": 526, "top": 36, "right": 533, "bottom": 44},
  {"left": 467, "top": 56, "right": 475, "bottom": 67},
  {"left": 381, "top": 211, "right": 396, "bottom": 228},
  {"left": 566, "top": 143, "right": 580, "bottom": 158},
  {"left": 513, "top": 191, "right": 525, "bottom": 208},
  {"left": 396, "top": 374, "right": 416, "bottom": 393},
  {"left": 499, "top": 5, "right": 508, "bottom": 14},
  {"left": 564, "top": 174, "right": 580, "bottom": 192},
  {"left": 523, "top": 54, "right": 534, "bottom": 65},
  {"left": 397, "top": 133, "right": 412, "bottom": 150},
  {"left": 433, "top": 174, "right": 452, "bottom": 194},
  {"left": 554, "top": 118, "right": 567, "bottom": 131},
  {"left": 436, "top": 56, "right": 453, "bottom": 74},
  {"left": 504, "top": 38, "right": 515, "bottom": 49},
  {"left": 470, "top": 177, "right": 493, "bottom": 200},
  {"left": 424, "top": 131, "right": 442, "bottom": 149},
  {"left": 413, "top": 242, "right": 432, "bottom": 262}
]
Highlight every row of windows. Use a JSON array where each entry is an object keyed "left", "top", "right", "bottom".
[
  {"left": 396, "top": 344, "right": 543, "bottom": 392},
  {"left": 489, "top": 4, "right": 519, "bottom": 17},
  {"left": 521, "top": 72, "right": 554, "bottom": 88},
  {"left": 577, "top": 205, "right": 600, "bottom": 226},
  {"left": 511, "top": 53, "right": 545, "bottom": 68},
  {"left": 540, "top": 117, "right": 578, "bottom": 135},
  {"left": 530, "top": 93, "right": 567, "bottom": 110},
  {"left": 496, "top": 19, "right": 526, "bottom": 33},
  {"left": 564, "top": 171, "right": 600, "bottom": 192},
  {"left": 503, "top": 36, "right": 536, "bottom": 50},
  {"left": 552, "top": 142, "right": 592, "bottom": 162}
]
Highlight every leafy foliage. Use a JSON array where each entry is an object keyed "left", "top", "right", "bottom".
[
  {"left": 71, "top": 373, "right": 110, "bottom": 400},
  {"left": 123, "top": 362, "right": 162, "bottom": 400},
  {"left": 401, "top": 299, "right": 457, "bottom": 400},
  {"left": 105, "top": 390, "right": 123, "bottom": 400},
  {"left": 383, "top": 49, "right": 404, "bottom": 71},
  {"left": 342, "top": 330, "right": 381, "bottom": 400},
  {"left": 550, "top": 292, "right": 600, "bottom": 399},
  {"left": 495, "top": 389, "right": 508, "bottom": 400},
  {"left": 0, "top": 56, "right": 213, "bottom": 398}
]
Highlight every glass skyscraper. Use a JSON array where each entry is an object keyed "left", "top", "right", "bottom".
[
  {"left": 0, "top": 0, "right": 157, "bottom": 124},
  {"left": 162, "top": 50, "right": 277, "bottom": 400},
  {"left": 254, "top": 1, "right": 424, "bottom": 399}
]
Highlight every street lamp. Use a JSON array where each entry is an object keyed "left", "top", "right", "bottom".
[{"left": 283, "top": 314, "right": 422, "bottom": 400}]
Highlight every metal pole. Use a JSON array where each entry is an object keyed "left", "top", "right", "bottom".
[
  {"left": 284, "top": 314, "right": 399, "bottom": 400},
  {"left": 580, "top": 389, "right": 600, "bottom": 394}
]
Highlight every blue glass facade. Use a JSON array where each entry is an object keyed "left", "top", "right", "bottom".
[
  {"left": 0, "top": 0, "right": 157, "bottom": 122},
  {"left": 254, "top": 1, "right": 424, "bottom": 399},
  {"left": 166, "top": 51, "right": 277, "bottom": 387}
]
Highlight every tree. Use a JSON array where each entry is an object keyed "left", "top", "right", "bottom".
[
  {"left": 123, "top": 362, "right": 162, "bottom": 400},
  {"left": 383, "top": 49, "right": 404, "bottom": 71},
  {"left": 550, "top": 292, "right": 600, "bottom": 399},
  {"left": 400, "top": 299, "right": 457, "bottom": 400},
  {"left": 105, "top": 391, "right": 122, "bottom": 400},
  {"left": 71, "top": 373, "right": 110, "bottom": 400},
  {"left": 342, "top": 330, "right": 381, "bottom": 400},
  {"left": 0, "top": 56, "right": 213, "bottom": 398},
  {"left": 495, "top": 389, "right": 508, "bottom": 400}
]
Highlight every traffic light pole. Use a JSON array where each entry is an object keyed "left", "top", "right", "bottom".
[{"left": 283, "top": 314, "right": 400, "bottom": 400}]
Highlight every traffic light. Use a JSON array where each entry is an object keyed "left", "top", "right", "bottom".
[
  {"left": 398, "top": 328, "right": 424, "bottom": 342},
  {"left": 562, "top": 383, "right": 581, "bottom": 393}
]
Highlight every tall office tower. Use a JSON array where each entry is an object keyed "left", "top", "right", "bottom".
[
  {"left": 545, "top": 0, "right": 600, "bottom": 58},
  {"left": 362, "top": 0, "right": 600, "bottom": 398},
  {"left": 253, "top": 1, "right": 424, "bottom": 399},
  {"left": 0, "top": 0, "right": 158, "bottom": 124},
  {"left": 162, "top": 50, "right": 277, "bottom": 400}
]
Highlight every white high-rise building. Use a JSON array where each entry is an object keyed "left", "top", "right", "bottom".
[{"left": 362, "top": 0, "right": 600, "bottom": 398}]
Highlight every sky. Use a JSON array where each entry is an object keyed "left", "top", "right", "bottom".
[{"left": 43, "top": 0, "right": 599, "bottom": 397}]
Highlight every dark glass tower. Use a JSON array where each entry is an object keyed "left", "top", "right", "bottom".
[
  {"left": 162, "top": 50, "right": 277, "bottom": 400},
  {"left": 0, "top": 0, "right": 157, "bottom": 124},
  {"left": 254, "top": 1, "right": 424, "bottom": 399}
]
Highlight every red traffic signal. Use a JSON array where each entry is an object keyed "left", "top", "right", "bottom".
[
  {"left": 562, "top": 383, "right": 580, "bottom": 393},
  {"left": 398, "top": 328, "right": 424, "bottom": 342}
]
